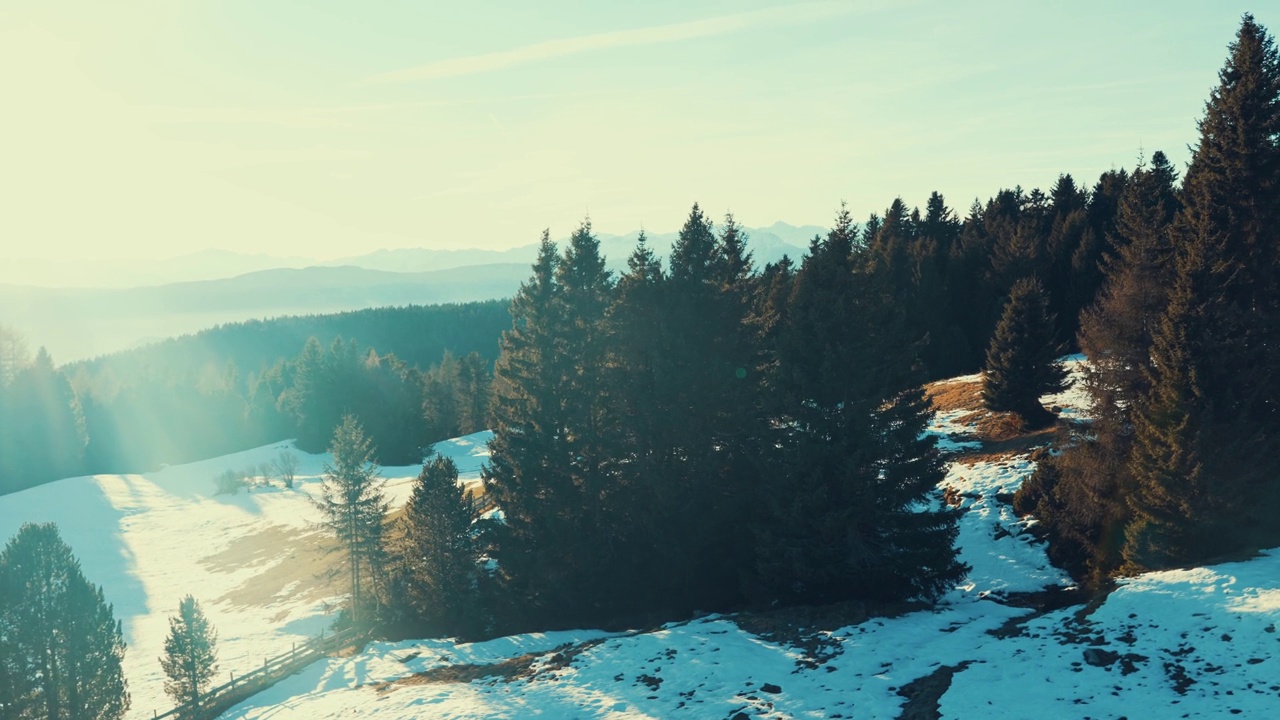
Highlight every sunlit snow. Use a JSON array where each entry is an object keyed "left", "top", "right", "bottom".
[{"left": 3, "top": 358, "right": 1278, "bottom": 719}]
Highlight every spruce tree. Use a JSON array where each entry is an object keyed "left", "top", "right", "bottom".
[
  {"left": 1079, "top": 151, "right": 1181, "bottom": 429},
  {"left": 0, "top": 523, "right": 129, "bottom": 720},
  {"left": 911, "top": 192, "right": 968, "bottom": 378},
  {"left": 1124, "top": 15, "right": 1280, "bottom": 569},
  {"left": 0, "top": 348, "right": 86, "bottom": 493},
  {"left": 640, "top": 205, "right": 764, "bottom": 615},
  {"left": 982, "top": 277, "right": 1070, "bottom": 427},
  {"left": 390, "top": 455, "right": 479, "bottom": 637},
  {"left": 753, "top": 206, "right": 966, "bottom": 604},
  {"left": 483, "top": 232, "right": 577, "bottom": 629},
  {"left": 159, "top": 595, "right": 219, "bottom": 714},
  {"left": 281, "top": 337, "right": 333, "bottom": 452},
  {"left": 315, "top": 415, "right": 389, "bottom": 626}
]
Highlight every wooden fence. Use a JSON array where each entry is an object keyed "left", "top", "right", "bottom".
[{"left": 152, "top": 626, "right": 363, "bottom": 720}]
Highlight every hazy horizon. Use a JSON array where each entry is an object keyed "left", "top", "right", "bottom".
[{"left": 0, "top": 1, "right": 1257, "bottom": 265}]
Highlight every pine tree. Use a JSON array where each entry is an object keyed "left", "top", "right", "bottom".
[
  {"left": 1079, "top": 151, "right": 1181, "bottom": 429},
  {"left": 1012, "top": 157, "right": 1180, "bottom": 582},
  {"left": 982, "top": 277, "right": 1070, "bottom": 427},
  {"left": 0, "top": 324, "right": 28, "bottom": 389},
  {"left": 315, "top": 415, "right": 389, "bottom": 626},
  {"left": 390, "top": 455, "right": 479, "bottom": 637},
  {"left": 911, "top": 192, "right": 968, "bottom": 378},
  {"left": 0, "top": 523, "right": 129, "bottom": 720},
  {"left": 281, "top": 337, "right": 334, "bottom": 452},
  {"left": 753, "top": 206, "right": 966, "bottom": 604},
  {"left": 1124, "top": 15, "right": 1280, "bottom": 569},
  {"left": 637, "top": 205, "right": 765, "bottom": 615},
  {"left": 483, "top": 232, "right": 577, "bottom": 629},
  {"left": 0, "top": 348, "right": 86, "bottom": 493},
  {"left": 159, "top": 595, "right": 218, "bottom": 714},
  {"left": 454, "top": 352, "right": 492, "bottom": 434}
]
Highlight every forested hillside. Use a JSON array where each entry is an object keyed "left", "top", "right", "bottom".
[
  {"left": 0, "top": 302, "right": 509, "bottom": 493},
  {"left": 385, "top": 15, "right": 1280, "bottom": 639}
]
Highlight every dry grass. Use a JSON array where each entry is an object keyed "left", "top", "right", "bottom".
[
  {"left": 371, "top": 638, "right": 609, "bottom": 693},
  {"left": 372, "top": 654, "right": 540, "bottom": 690},
  {"left": 924, "top": 377, "right": 984, "bottom": 414},
  {"left": 923, "top": 375, "right": 1065, "bottom": 465}
]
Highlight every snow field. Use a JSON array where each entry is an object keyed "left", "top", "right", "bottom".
[
  {"left": 5, "top": 355, "right": 1279, "bottom": 719},
  {"left": 0, "top": 431, "right": 492, "bottom": 719}
]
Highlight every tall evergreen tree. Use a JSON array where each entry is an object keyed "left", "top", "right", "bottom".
[
  {"left": 0, "top": 523, "right": 129, "bottom": 720},
  {"left": 281, "top": 337, "right": 334, "bottom": 452},
  {"left": 752, "top": 206, "right": 966, "bottom": 604},
  {"left": 159, "top": 595, "right": 219, "bottom": 715},
  {"left": 1124, "top": 15, "right": 1280, "bottom": 569},
  {"left": 388, "top": 455, "right": 479, "bottom": 637},
  {"left": 982, "top": 278, "right": 1070, "bottom": 427},
  {"left": 1079, "top": 151, "right": 1182, "bottom": 429},
  {"left": 639, "top": 205, "right": 764, "bottom": 615},
  {"left": 316, "top": 415, "right": 389, "bottom": 626},
  {"left": 0, "top": 348, "right": 86, "bottom": 494},
  {"left": 483, "top": 232, "right": 576, "bottom": 629},
  {"left": 911, "top": 192, "right": 968, "bottom": 378}
]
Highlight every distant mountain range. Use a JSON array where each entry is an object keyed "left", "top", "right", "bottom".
[
  {"left": 0, "top": 222, "right": 820, "bottom": 363},
  {"left": 321, "top": 222, "right": 820, "bottom": 276},
  {"left": 0, "top": 264, "right": 530, "bottom": 363},
  {"left": 0, "top": 222, "right": 821, "bottom": 289}
]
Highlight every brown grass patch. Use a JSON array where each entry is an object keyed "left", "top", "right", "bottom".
[
  {"left": 924, "top": 377, "right": 983, "bottom": 414},
  {"left": 200, "top": 525, "right": 343, "bottom": 611},
  {"left": 924, "top": 374, "right": 1068, "bottom": 464},
  {"left": 371, "top": 638, "right": 608, "bottom": 693},
  {"left": 371, "top": 653, "right": 538, "bottom": 694}
]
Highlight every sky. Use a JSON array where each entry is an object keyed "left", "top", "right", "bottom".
[{"left": 0, "top": 1, "right": 1266, "bottom": 263}]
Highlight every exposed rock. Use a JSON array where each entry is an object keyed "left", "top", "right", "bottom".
[{"left": 1083, "top": 648, "right": 1120, "bottom": 667}]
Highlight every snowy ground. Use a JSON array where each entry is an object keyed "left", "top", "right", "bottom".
[
  {"left": 5, "top": 356, "right": 1280, "bottom": 719},
  {"left": 0, "top": 431, "right": 491, "bottom": 719}
]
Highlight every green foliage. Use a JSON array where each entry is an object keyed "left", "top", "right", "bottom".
[
  {"left": 1122, "top": 14, "right": 1280, "bottom": 571},
  {"left": 0, "top": 301, "right": 509, "bottom": 486},
  {"left": 386, "top": 455, "right": 480, "bottom": 638},
  {"left": 1015, "top": 16, "right": 1280, "bottom": 583},
  {"left": 316, "top": 416, "right": 389, "bottom": 626},
  {"left": 0, "top": 523, "right": 130, "bottom": 720},
  {"left": 159, "top": 595, "right": 219, "bottom": 712},
  {"left": 982, "top": 277, "right": 1070, "bottom": 426},
  {"left": 0, "top": 347, "right": 87, "bottom": 494},
  {"left": 479, "top": 205, "right": 965, "bottom": 634},
  {"left": 753, "top": 206, "right": 966, "bottom": 604}
]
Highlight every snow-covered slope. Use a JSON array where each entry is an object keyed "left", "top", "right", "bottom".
[
  {"left": 217, "top": 550, "right": 1280, "bottom": 719},
  {"left": 0, "top": 431, "right": 491, "bottom": 719},
  {"left": 5, "top": 357, "right": 1279, "bottom": 719}
]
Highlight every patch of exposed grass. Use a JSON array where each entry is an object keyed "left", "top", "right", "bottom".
[
  {"left": 924, "top": 377, "right": 983, "bottom": 414},
  {"left": 925, "top": 375, "right": 1068, "bottom": 464}
]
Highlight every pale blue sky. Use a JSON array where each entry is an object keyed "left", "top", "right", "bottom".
[{"left": 0, "top": 1, "right": 1264, "bottom": 262}]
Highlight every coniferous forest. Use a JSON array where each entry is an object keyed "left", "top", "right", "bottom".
[
  {"left": 0, "top": 301, "right": 509, "bottom": 493},
  {"left": 388, "top": 14, "right": 1280, "bottom": 638},
  {"left": 0, "top": 16, "right": 1277, "bottom": 688}
]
